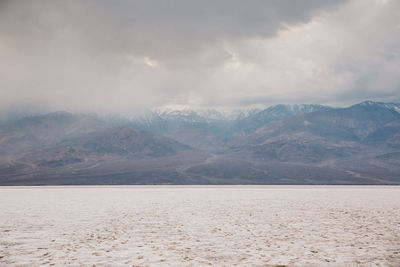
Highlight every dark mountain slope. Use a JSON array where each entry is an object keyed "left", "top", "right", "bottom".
[
  {"left": 0, "top": 112, "right": 108, "bottom": 155},
  {"left": 124, "top": 104, "right": 332, "bottom": 149},
  {"left": 1, "top": 101, "right": 400, "bottom": 185},
  {"left": 20, "top": 126, "right": 191, "bottom": 167},
  {"left": 233, "top": 104, "right": 334, "bottom": 134},
  {"left": 229, "top": 102, "right": 400, "bottom": 162},
  {"left": 62, "top": 126, "right": 190, "bottom": 156},
  {"left": 363, "top": 120, "right": 400, "bottom": 148},
  {"left": 0, "top": 114, "right": 200, "bottom": 185}
]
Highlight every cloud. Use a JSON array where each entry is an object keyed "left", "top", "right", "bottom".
[{"left": 0, "top": 0, "right": 399, "bottom": 113}]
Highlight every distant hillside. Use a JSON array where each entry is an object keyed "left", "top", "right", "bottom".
[
  {"left": 0, "top": 101, "right": 399, "bottom": 185},
  {"left": 125, "top": 104, "right": 333, "bottom": 149},
  {"left": 233, "top": 104, "right": 334, "bottom": 134},
  {"left": 0, "top": 112, "right": 108, "bottom": 155},
  {"left": 229, "top": 101, "right": 400, "bottom": 161}
]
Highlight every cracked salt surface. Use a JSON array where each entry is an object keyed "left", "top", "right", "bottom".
[{"left": 0, "top": 186, "right": 399, "bottom": 267}]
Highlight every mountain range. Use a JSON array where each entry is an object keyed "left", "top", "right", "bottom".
[{"left": 0, "top": 101, "right": 399, "bottom": 185}]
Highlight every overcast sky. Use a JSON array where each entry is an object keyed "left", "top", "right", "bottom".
[{"left": 1, "top": 0, "right": 399, "bottom": 113}]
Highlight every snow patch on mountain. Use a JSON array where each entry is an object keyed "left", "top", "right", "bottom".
[
  {"left": 356, "top": 101, "right": 400, "bottom": 113},
  {"left": 154, "top": 105, "right": 261, "bottom": 122}
]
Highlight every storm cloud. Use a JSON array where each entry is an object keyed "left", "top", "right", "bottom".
[{"left": 0, "top": 0, "right": 399, "bottom": 113}]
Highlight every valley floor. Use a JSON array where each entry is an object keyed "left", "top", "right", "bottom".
[{"left": 0, "top": 186, "right": 399, "bottom": 266}]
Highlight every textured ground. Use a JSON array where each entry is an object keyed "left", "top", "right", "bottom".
[{"left": 0, "top": 186, "right": 399, "bottom": 266}]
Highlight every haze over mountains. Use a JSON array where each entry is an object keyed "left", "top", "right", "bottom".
[{"left": 0, "top": 101, "right": 399, "bottom": 185}]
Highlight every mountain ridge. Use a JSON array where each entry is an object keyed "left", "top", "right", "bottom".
[{"left": 1, "top": 101, "right": 399, "bottom": 185}]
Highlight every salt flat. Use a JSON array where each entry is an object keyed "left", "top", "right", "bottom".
[{"left": 0, "top": 186, "right": 399, "bottom": 267}]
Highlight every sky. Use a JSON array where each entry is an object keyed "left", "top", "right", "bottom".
[{"left": 0, "top": 0, "right": 400, "bottom": 113}]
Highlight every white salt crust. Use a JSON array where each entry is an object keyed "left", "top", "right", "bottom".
[{"left": 0, "top": 186, "right": 399, "bottom": 266}]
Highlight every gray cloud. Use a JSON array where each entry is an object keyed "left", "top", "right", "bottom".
[{"left": 0, "top": 0, "right": 399, "bottom": 113}]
